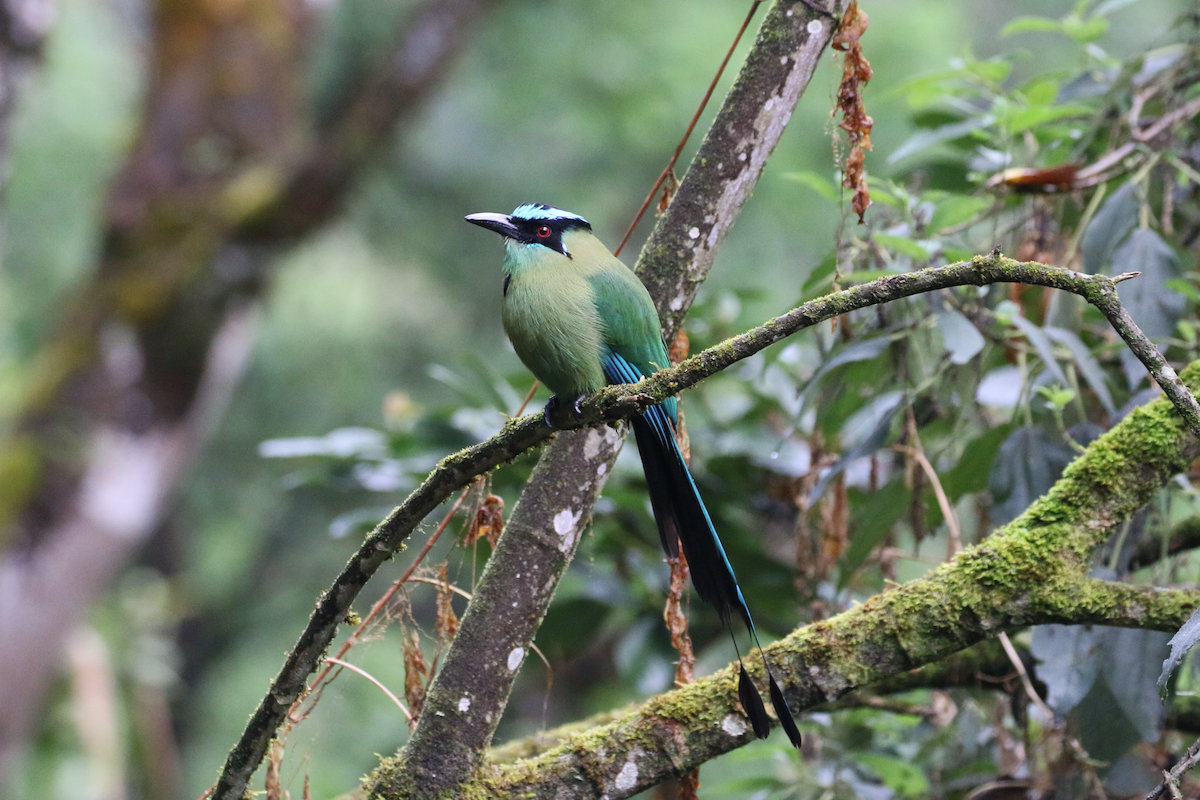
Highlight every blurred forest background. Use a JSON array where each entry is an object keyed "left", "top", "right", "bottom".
[{"left": 1, "top": 0, "right": 1198, "bottom": 798}]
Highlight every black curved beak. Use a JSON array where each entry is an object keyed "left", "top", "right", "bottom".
[{"left": 465, "top": 212, "right": 520, "bottom": 240}]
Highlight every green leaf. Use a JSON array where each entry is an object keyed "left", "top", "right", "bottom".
[
  {"left": 873, "top": 233, "right": 933, "bottom": 261},
  {"left": 840, "top": 268, "right": 910, "bottom": 284},
  {"left": 841, "top": 481, "right": 909, "bottom": 585},
  {"left": 780, "top": 170, "right": 839, "bottom": 203},
  {"left": 1005, "top": 103, "right": 1091, "bottom": 133},
  {"left": 939, "top": 423, "right": 1013, "bottom": 500},
  {"left": 928, "top": 194, "right": 993, "bottom": 233},
  {"left": 1023, "top": 78, "right": 1059, "bottom": 107},
  {"left": 1063, "top": 14, "right": 1108, "bottom": 43},
  {"left": 943, "top": 246, "right": 976, "bottom": 263},
  {"left": 965, "top": 58, "right": 1012, "bottom": 84},
  {"left": 800, "top": 251, "right": 838, "bottom": 299},
  {"left": 1043, "top": 326, "right": 1116, "bottom": 416},
  {"left": 855, "top": 753, "right": 930, "bottom": 798},
  {"left": 1000, "top": 16, "right": 1063, "bottom": 36},
  {"left": 868, "top": 184, "right": 903, "bottom": 208},
  {"left": 1166, "top": 278, "right": 1200, "bottom": 304},
  {"left": 887, "top": 117, "right": 991, "bottom": 164}
]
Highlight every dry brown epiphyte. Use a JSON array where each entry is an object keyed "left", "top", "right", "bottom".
[
  {"left": 832, "top": 0, "right": 874, "bottom": 223},
  {"left": 664, "top": 554, "right": 696, "bottom": 687},
  {"left": 402, "top": 628, "right": 429, "bottom": 726},
  {"left": 436, "top": 563, "right": 460, "bottom": 641},
  {"left": 465, "top": 492, "right": 505, "bottom": 549}
]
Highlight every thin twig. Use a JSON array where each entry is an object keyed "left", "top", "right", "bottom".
[
  {"left": 895, "top": 440, "right": 1049, "bottom": 719},
  {"left": 894, "top": 443, "right": 961, "bottom": 557},
  {"left": 289, "top": 485, "right": 471, "bottom": 726},
  {"left": 324, "top": 658, "right": 412, "bottom": 721},
  {"left": 1146, "top": 735, "right": 1200, "bottom": 800},
  {"left": 998, "top": 631, "right": 1054, "bottom": 719}
]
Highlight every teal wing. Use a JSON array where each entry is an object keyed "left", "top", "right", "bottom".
[{"left": 588, "top": 267, "right": 676, "bottom": 422}]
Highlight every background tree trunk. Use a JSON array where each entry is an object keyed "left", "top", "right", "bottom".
[{"left": 0, "top": 0, "right": 498, "bottom": 776}]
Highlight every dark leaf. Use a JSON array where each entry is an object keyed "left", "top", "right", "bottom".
[
  {"left": 840, "top": 480, "right": 910, "bottom": 585},
  {"left": 1033, "top": 624, "right": 1169, "bottom": 753},
  {"left": 810, "top": 391, "right": 904, "bottom": 504},
  {"left": 797, "top": 335, "right": 897, "bottom": 416},
  {"left": 988, "top": 426, "right": 1076, "bottom": 524},
  {"left": 1097, "top": 627, "right": 1170, "bottom": 741},
  {"left": 1111, "top": 229, "right": 1184, "bottom": 387},
  {"left": 1031, "top": 624, "right": 1101, "bottom": 715},
  {"left": 1079, "top": 180, "right": 1138, "bottom": 273}
]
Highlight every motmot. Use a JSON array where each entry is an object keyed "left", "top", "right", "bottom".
[{"left": 466, "top": 203, "right": 801, "bottom": 747}]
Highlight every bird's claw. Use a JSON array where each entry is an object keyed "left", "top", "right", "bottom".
[{"left": 543, "top": 395, "right": 588, "bottom": 429}]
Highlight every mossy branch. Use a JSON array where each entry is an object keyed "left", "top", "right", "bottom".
[
  {"left": 471, "top": 576, "right": 1199, "bottom": 798},
  {"left": 216, "top": 253, "right": 1200, "bottom": 797},
  {"left": 467, "top": 398, "right": 1200, "bottom": 797}
]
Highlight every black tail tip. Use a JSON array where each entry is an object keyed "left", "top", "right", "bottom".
[
  {"left": 737, "top": 665, "right": 803, "bottom": 748},
  {"left": 768, "top": 673, "right": 803, "bottom": 749},
  {"left": 738, "top": 665, "right": 772, "bottom": 739}
]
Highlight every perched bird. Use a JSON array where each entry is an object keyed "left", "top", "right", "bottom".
[{"left": 466, "top": 203, "right": 801, "bottom": 747}]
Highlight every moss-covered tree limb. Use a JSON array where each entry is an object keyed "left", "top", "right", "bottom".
[
  {"left": 458, "top": 379, "right": 1200, "bottom": 797},
  {"left": 484, "top": 638, "right": 1036, "bottom": 765}
]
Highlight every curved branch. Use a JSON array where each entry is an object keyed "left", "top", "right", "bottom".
[{"left": 217, "top": 252, "right": 1200, "bottom": 798}]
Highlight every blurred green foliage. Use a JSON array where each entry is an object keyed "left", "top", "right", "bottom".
[{"left": 4, "top": 0, "right": 1199, "bottom": 797}]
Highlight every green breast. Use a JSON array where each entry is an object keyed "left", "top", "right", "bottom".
[{"left": 501, "top": 269, "right": 607, "bottom": 397}]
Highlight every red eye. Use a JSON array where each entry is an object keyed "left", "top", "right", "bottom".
[{"left": 537, "top": 226, "right": 551, "bottom": 238}]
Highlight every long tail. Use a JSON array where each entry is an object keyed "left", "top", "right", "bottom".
[{"left": 632, "top": 406, "right": 802, "bottom": 748}]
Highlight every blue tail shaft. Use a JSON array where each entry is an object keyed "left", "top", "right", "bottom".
[
  {"left": 631, "top": 406, "right": 802, "bottom": 747},
  {"left": 599, "top": 349, "right": 800, "bottom": 745}
]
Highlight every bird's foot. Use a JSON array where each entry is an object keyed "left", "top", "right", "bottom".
[{"left": 543, "top": 395, "right": 587, "bottom": 429}]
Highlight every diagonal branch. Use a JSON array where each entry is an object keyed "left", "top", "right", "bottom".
[{"left": 213, "top": 0, "right": 849, "bottom": 795}]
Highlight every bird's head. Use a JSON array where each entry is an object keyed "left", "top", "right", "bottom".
[{"left": 465, "top": 203, "right": 592, "bottom": 259}]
